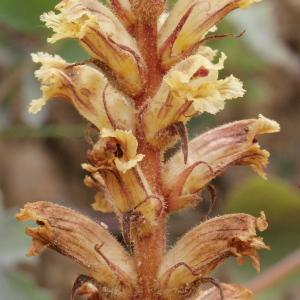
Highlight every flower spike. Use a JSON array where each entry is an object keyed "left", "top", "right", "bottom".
[{"left": 18, "top": 0, "right": 280, "bottom": 299}]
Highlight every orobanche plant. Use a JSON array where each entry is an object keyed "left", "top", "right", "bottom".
[{"left": 17, "top": 0, "right": 280, "bottom": 299}]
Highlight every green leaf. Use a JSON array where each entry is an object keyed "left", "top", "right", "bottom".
[{"left": 0, "top": 0, "right": 58, "bottom": 34}]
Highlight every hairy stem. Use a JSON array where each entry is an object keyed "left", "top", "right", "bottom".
[
  {"left": 132, "top": 12, "right": 166, "bottom": 299},
  {"left": 135, "top": 17, "right": 162, "bottom": 105}
]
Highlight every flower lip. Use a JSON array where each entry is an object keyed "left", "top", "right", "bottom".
[{"left": 87, "top": 128, "right": 145, "bottom": 174}]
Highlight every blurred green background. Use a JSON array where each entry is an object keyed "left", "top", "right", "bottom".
[{"left": 0, "top": 0, "right": 299, "bottom": 299}]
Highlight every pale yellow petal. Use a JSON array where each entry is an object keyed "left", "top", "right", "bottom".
[{"left": 141, "top": 53, "right": 244, "bottom": 148}]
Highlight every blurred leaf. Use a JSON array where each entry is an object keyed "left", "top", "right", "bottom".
[
  {"left": 0, "top": 124, "right": 86, "bottom": 139},
  {"left": 0, "top": 270, "right": 51, "bottom": 300},
  {"left": 224, "top": 177, "right": 300, "bottom": 228},
  {"left": 0, "top": 0, "right": 58, "bottom": 34}
]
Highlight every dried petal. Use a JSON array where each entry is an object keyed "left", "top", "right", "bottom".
[
  {"left": 158, "top": 0, "right": 262, "bottom": 69},
  {"left": 163, "top": 115, "right": 280, "bottom": 212},
  {"left": 142, "top": 53, "right": 244, "bottom": 148},
  {"left": 42, "top": 0, "right": 145, "bottom": 96},
  {"left": 158, "top": 213, "right": 268, "bottom": 299},
  {"left": 16, "top": 201, "right": 136, "bottom": 299},
  {"left": 194, "top": 283, "right": 253, "bottom": 300},
  {"left": 30, "top": 52, "right": 135, "bottom": 131}
]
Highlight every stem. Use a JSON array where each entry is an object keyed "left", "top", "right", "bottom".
[
  {"left": 246, "top": 249, "right": 300, "bottom": 294},
  {"left": 135, "top": 17, "right": 162, "bottom": 106},
  {"left": 133, "top": 11, "right": 166, "bottom": 299}
]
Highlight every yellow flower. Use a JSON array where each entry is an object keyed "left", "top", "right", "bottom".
[
  {"left": 158, "top": 0, "right": 262, "bottom": 69},
  {"left": 101, "top": 128, "right": 144, "bottom": 173},
  {"left": 142, "top": 52, "right": 245, "bottom": 147},
  {"left": 100, "top": 128, "right": 144, "bottom": 173},
  {"left": 41, "top": 0, "right": 145, "bottom": 96},
  {"left": 30, "top": 52, "right": 135, "bottom": 131}
]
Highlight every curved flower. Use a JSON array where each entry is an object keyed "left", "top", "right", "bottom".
[
  {"left": 41, "top": 0, "right": 145, "bottom": 96},
  {"left": 158, "top": 0, "right": 262, "bottom": 69},
  {"left": 158, "top": 213, "right": 268, "bottom": 299},
  {"left": 16, "top": 201, "right": 136, "bottom": 299},
  {"left": 30, "top": 52, "right": 135, "bottom": 131},
  {"left": 142, "top": 52, "right": 244, "bottom": 147},
  {"left": 163, "top": 115, "right": 280, "bottom": 212}
]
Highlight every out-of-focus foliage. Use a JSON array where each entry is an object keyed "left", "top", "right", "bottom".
[{"left": 0, "top": 0, "right": 57, "bottom": 34}]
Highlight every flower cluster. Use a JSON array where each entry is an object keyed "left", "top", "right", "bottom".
[{"left": 17, "top": 0, "right": 279, "bottom": 299}]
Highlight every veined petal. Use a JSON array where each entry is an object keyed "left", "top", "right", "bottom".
[
  {"left": 16, "top": 201, "right": 136, "bottom": 299},
  {"left": 158, "top": 213, "right": 268, "bottom": 299},
  {"left": 41, "top": 0, "right": 145, "bottom": 96},
  {"left": 194, "top": 283, "right": 253, "bottom": 300},
  {"left": 30, "top": 52, "right": 135, "bottom": 131},
  {"left": 141, "top": 53, "right": 244, "bottom": 148},
  {"left": 163, "top": 115, "right": 280, "bottom": 212},
  {"left": 158, "top": 0, "right": 262, "bottom": 69},
  {"left": 108, "top": 0, "right": 136, "bottom": 31}
]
